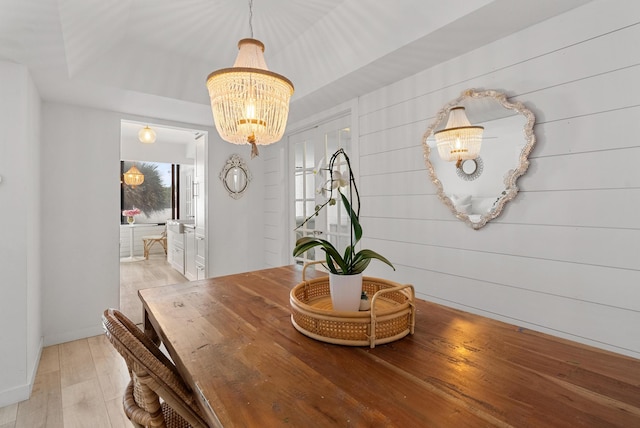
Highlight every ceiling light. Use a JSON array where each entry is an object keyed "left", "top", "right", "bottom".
[
  {"left": 138, "top": 126, "right": 156, "bottom": 144},
  {"left": 435, "top": 107, "right": 484, "bottom": 168},
  {"left": 123, "top": 164, "right": 144, "bottom": 188},
  {"left": 206, "top": 0, "right": 294, "bottom": 158}
]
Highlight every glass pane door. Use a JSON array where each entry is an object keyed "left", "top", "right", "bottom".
[{"left": 291, "top": 115, "right": 351, "bottom": 269}]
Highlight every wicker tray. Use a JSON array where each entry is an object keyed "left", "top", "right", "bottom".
[{"left": 290, "top": 263, "right": 415, "bottom": 348}]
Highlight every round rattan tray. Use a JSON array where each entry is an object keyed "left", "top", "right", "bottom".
[{"left": 290, "top": 263, "right": 415, "bottom": 348}]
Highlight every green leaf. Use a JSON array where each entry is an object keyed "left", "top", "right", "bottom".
[
  {"left": 292, "top": 237, "right": 324, "bottom": 256},
  {"left": 292, "top": 236, "right": 347, "bottom": 273},
  {"left": 324, "top": 252, "right": 338, "bottom": 274},
  {"left": 340, "top": 191, "right": 362, "bottom": 244},
  {"left": 353, "top": 249, "right": 395, "bottom": 272},
  {"left": 350, "top": 258, "right": 371, "bottom": 274},
  {"left": 343, "top": 245, "right": 353, "bottom": 266}
]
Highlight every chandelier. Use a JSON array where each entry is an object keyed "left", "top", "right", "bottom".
[
  {"left": 138, "top": 126, "right": 156, "bottom": 144},
  {"left": 123, "top": 164, "right": 144, "bottom": 188},
  {"left": 435, "top": 107, "right": 484, "bottom": 168},
  {"left": 206, "top": 1, "right": 294, "bottom": 158}
]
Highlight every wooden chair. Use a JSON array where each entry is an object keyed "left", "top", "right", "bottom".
[
  {"left": 102, "top": 308, "right": 208, "bottom": 428},
  {"left": 142, "top": 227, "right": 167, "bottom": 260}
]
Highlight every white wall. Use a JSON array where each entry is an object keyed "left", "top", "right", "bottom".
[
  {"left": 121, "top": 133, "right": 195, "bottom": 166},
  {"left": 38, "top": 101, "right": 266, "bottom": 347},
  {"left": 208, "top": 142, "right": 266, "bottom": 277},
  {"left": 0, "top": 62, "right": 42, "bottom": 406},
  {"left": 275, "top": 0, "right": 640, "bottom": 358},
  {"left": 41, "top": 103, "right": 122, "bottom": 345}
]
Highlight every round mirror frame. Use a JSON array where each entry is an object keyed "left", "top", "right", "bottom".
[
  {"left": 219, "top": 154, "right": 251, "bottom": 199},
  {"left": 421, "top": 89, "right": 536, "bottom": 229},
  {"left": 456, "top": 156, "right": 484, "bottom": 181}
]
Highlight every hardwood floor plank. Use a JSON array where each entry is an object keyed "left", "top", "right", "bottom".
[
  {"left": 0, "top": 404, "right": 17, "bottom": 425},
  {"left": 15, "top": 371, "right": 62, "bottom": 428},
  {"left": 36, "top": 346, "right": 59, "bottom": 376},
  {"left": 119, "top": 254, "right": 187, "bottom": 325},
  {"left": 59, "top": 340, "right": 98, "bottom": 389},
  {"left": 61, "top": 378, "right": 111, "bottom": 428},
  {"left": 103, "top": 397, "right": 129, "bottom": 428},
  {"left": 87, "top": 336, "right": 129, "bottom": 403}
]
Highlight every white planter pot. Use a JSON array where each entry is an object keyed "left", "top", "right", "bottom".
[{"left": 329, "top": 272, "right": 363, "bottom": 312}]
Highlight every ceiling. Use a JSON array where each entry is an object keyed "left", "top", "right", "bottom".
[{"left": 1, "top": 0, "right": 592, "bottom": 137}]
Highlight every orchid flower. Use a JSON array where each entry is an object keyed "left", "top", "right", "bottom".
[
  {"left": 331, "top": 170, "right": 348, "bottom": 189},
  {"left": 313, "top": 157, "right": 325, "bottom": 175}
]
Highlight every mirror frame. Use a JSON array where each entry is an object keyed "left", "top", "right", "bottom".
[
  {"left": 219, "top": 154, "right": 251, "bottom": 199},
  {"left": 456, "top": 156, "right": 484, "bottom": 181},
  {"left": 421, "top": 89, "right": 536, "bottom": 229}
]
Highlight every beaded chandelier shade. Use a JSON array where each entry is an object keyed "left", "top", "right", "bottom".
[
  {"left": 123, "top": 164, "right": 144, "bottom": 188},
  {"left": 435, "top": 107, "right": 484, "bottom": 167},
  {"left": 206, "top": 38, "right": 294, "bottom": 157},
  {"left": 138, "top": 126, "right": 156, "bottom": 144}
]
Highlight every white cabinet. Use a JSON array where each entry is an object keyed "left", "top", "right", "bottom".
[
  {"left": 184, "top": 227, "right": 196, "bottom": 280},
  {"left": 195, "top": 234, "right": 206, "bottom": 279},
  {"left": 194, "top": 135, "right": 206, "bottom": 277},
  {"left": 167, "top": 227, "right": 185, "bottom": 274},
  {"left": 168, "top": 135, "right": 206, "bottom": 280},
  {"left": 194, "top": 136, "right": 205, "bottom": 233}
]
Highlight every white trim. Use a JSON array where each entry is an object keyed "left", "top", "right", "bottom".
[
  {"left": 0, "top": 336, "right": 43, "bottom": 407},
  {"left": 44, "top": 325, "right": 105, "bottom": 347}
]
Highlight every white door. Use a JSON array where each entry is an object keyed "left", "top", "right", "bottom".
[{"left": 290, "top": 115, "right": 352, "bottom": 268}]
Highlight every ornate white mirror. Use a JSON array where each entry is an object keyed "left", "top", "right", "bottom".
[
  {"left": 219, "top": 154, "right": 251, "bottom": 199},
  {"left": 422, "top": 89, "right": 536, "bottom": 229}
]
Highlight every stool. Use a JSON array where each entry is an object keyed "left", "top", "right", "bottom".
[{"left": 142, "top": 229, "right": 167, "bottom": 260}]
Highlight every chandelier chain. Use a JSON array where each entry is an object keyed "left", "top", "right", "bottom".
[{"left": 248, "top": 0, "right": 254, "bottom": 38}]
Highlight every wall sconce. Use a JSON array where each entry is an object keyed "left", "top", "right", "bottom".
[
  {"left": 435, "top": 107, "right": 483, "bottom": 168},
  {"left": 138, "top": 126, "right": 156, "bottom": 144}
]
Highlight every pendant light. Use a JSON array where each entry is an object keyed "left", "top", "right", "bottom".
[
  {"left": 206, "top": 0, "right": 294, "bottom": 158},
  {"left": 138, "top": 125, "right": 156, "bottom": 144},
  {"left": 123, "top": 164, "right": 144, "bottom": 188},
  {"left": 435, "top": 107, "right": 484, "bottom": 168}
]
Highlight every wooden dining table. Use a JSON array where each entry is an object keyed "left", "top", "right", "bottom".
[{"left": 138, "top": 265, "right": 640, "bottom": 427}]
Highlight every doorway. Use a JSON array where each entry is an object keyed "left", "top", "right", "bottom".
[
  {"left": 119, "top": 119, "right": 207, "bottom": 325},
  {"left": 290, "top": 114, "right": 352, "bottom": 268}
]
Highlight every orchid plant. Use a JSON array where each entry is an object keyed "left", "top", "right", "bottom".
[{"left": 293, "top": 148, "right": 395, "bottom": 275}]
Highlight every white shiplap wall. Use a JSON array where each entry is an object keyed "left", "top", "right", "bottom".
[
  {"left": 268, "top": 0, "right": 640, "bottom": 358},
  {"left": 262, "top": 144, "right": 289, "bottom": 268},
  {"left": 356, "top": 0, "right": 640, "bottom": 358}
]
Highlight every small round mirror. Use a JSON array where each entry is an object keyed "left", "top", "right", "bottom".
[
  {"left": 226, "top": 166, "right": 247, "bottom": 193},
  {"left": 462, "top": 160, "right": 477, "bottom": 174},
  {"left": 456, "top": 157, "right": 483, "bottom": 181}
]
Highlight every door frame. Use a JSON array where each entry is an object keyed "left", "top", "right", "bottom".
[{"left": 286, "top": 104, "right": 360, "bottom": 268}]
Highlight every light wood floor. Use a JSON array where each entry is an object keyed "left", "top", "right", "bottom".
[
  {"left": 0, "top": 255, "right": 188, "bottom": 428},
  {"left": 119, "top": 253, "right": 188, "bottom": 326}
]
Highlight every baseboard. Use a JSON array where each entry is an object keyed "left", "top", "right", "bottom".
[
  {"left": 0, "top": 382, "right": 30, "bottom": 408},
  {"left": 0, "top": 336, "right": 43, "bottom": 407},
  {"left": 44, "top": 324, "right": 105, "bottom": 347}
]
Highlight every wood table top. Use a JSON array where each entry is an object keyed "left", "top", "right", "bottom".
[{"left": 138, "top": 265, "right": 640, "bottom": 427}]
